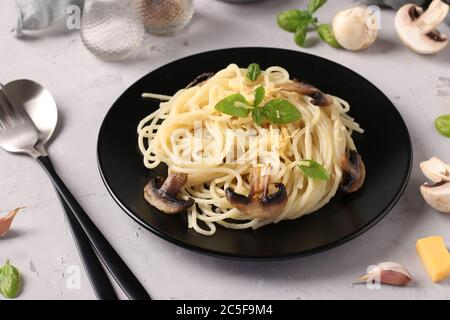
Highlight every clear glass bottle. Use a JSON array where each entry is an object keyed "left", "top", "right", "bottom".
[
  {"left": 81, "top": 0, "right": 145, "bottom": 61},
  {"left": 137, "top": 0, "right": 194, "bottom": 35}
]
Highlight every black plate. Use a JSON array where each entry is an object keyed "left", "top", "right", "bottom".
[{"left": 97, "top": 47, "right": 412, "bottom": 260}]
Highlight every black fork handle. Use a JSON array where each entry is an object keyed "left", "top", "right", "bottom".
[
  {"left": 58, "top": 194, "right": 118, "bottom": 300},
  {"left": 36, "top": 155, "right": 151, "bottom": 300}
]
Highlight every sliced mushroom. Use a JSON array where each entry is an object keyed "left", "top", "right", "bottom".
[
  {"left": 420, "top": 181, "right": 450, "bottom": 213},
  {"left": 186, "top": 72, "right": 215, "bottom": 89},
  {"left": 340, "top": 150, "right": 366, "bottom": 193},
  {"left": 420, "top": 157, "right": 450, "bottom": 183},
  {"left": 420, "top": 156, "right": 450, "bottom": 213},
  {"left": 395, "top": 0, "right": 449, "bottom": 54},
  {"left": 225, "top": 167, "right": 288, "bottom": 219},
  {"left": 280, "top": 79, "right": 333, "bottom": 107},
  {"left": 144, "top": 172, "right": 194, "bottom": 214}
]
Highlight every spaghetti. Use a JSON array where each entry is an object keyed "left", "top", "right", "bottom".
[{"left": 138, "top": 64, "right": 364, "bottom": 236}]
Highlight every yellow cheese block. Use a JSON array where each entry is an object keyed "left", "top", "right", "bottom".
[{"left": 416, "top": 236, "right": 450, "bottom": 282}]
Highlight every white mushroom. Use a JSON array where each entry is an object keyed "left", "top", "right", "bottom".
[
  {"left": 420, "top": 156, "right": 450, "bottom": 213},
  {"left": 332, "top": 6, "right": 379, "bottom": 51},
  {"left": 420, "top": 157, "right": 450, "bottom": 183},
  {"left": 395, "top": 0, "right": 449, "bottom": 54},
  {"left": 420, "top": 182, "right": 450, "bottom": 213}
]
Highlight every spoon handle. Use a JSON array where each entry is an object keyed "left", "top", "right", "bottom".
[
  {"left": 36, "top": 155, "right": 151, "bottom": 300},
  {"left": 58, "top": 193, "right": 118, "bottom": 300}
]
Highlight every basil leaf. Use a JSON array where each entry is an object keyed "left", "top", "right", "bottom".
[
  {"left": 298, "top": 160, "right": 330, "bottom": 181},
  {"left": 294, "top": 20, "right": 310, "bottom": 47},
  {"left": 262, "top": 99, "right": 302, "bottom": 124},
  {"left": 246, "top": 63, "right": 261, "bottom": 82},
  {"left": 317, "top": 24, "right": 340, "bottom": 48},
  {"left": 307, "top": 0, "right": 327, "bottom": 13},
  {"left": 254, "top": 86, "right": 265, "bottom": 107},
  {"left": 277, "top": 9, "right": 312, "bottom": 33},
  {"left": 0, "top": 260, "right": 21, "bottom": 299},
  {"left": 435, "top": 115, "right": 450, "bottom": 138},
  {"left": 252, "top": 108, "right": 265, "bottom": 126},
  {"left": 215, "top": 94, "right": 251, "bottom": 117}
]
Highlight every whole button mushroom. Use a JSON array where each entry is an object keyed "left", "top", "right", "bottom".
[
  {"left": 395, "top": 0, "right": 449, "bottom": 54},
  {"left": 332, "top": 6, "right": 379, "bottom": 51}
]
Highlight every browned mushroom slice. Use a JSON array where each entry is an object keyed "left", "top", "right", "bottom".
[
  {"left": 280, "top": 79, "right": 333, "bottom": 107},
  {"left": 186, "top": 72, "right": 215, "bottom": 89},
  {"left": 340, "top": 150, "right": 366, "bottom": 193},
  {"left": 225, "top": 167, "right": 288, "bottom": 219},
  {"left": 144, "top": 173, "right": 194, "bottom": 214}
]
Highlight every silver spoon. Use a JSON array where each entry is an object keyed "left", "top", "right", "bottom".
[
  {"left": 4, "top": 79, "right": 117, "bottom": 299},
  {"left": 0, "top": 80, "right": 150, "bottom": 300}
]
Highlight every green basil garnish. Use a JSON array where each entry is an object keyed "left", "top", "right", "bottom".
[
  {"left": 0, "top": 260, "right": 22, "bottom": 299},
  {"left": 277, "top": 0, "right": 341, "bottom": 49},
  {"left": 298, "top": 160, "right": 330, "bottom": 181},
  {"left": 435, "top": 115, "right": 450, "bottom": 138},
  {"left": 294, "top": 20, "right": 310, "bottom": 47},
  {"left": 316, "top": 24, "right": 340, "bottom": 48},
  {"left": 277, "top": 9, "right": 312, "bottom": 33},
  {"left": 215, "top": 94, "right": 251, "bottom": 118},
  {"left": 307, "top": 0, "right": 327, "bottom": 13},
  {"left": 246, "top": 63, "right": 261, "bottom": 82},
  {"left": 252, "top": 108, "right": 265, "bottom": 126},
  {"left": 262, "top": 99, "right": 302, "bottom": 124},
  {"left": 254, "top": 85, "right": 265, "bottom": 107},
  {"left": 214, "top": 85, "right": 302, "bottom": 126}
]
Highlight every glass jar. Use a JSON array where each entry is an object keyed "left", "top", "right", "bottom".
[
  {"left": 81, "top": 0, "right": 145, "bottom": 61},
  {"left": 137, "top": 0, "right": 194, "bottom": 35}
]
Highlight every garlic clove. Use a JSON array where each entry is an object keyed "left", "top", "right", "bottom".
[
  {"left": 0, "top": 208, "right": 21, "bottom": 237},
  {"left": 377, "top": 261, "right": 412, "bottom": 277},
  {"left": 357, "top": 261, "right": 412, "bottom": 286}
]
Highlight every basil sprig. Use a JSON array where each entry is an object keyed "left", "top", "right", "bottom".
[
  {"left": 298, "top": 160, "right": 330, "bottom": 181},
  {"left": 252, "top": 107, "right": 265, "bottom": 126},
  {"left": 435, "top": 115, "right": 450, "bottom": 138},
  {"left": 215, "top": 94, "right": 251, "bottom": 118},
  {"left": 277, "top": 10, "right": 312, "bottom": 33},
  {"left": 215, "top": 82, "right": 302, "bottom": 126},
  {"left": 277, "top": 0, "right": 340, "bottom": 48},
  {"left": 246, "top": 63, "right": 261, "bottom": 82},
  {"left": 0, "top": 260, "right": 22, "bottom": 299},
  {"left": 262, "top": 99, "right": 302, "bottom": 125},
  {"left": 253, "top": 85, "right": 265, "bottom": 107},
  {"left": 294, "top": 20, "right": 310, "bottom": 47},
  {"left": 317, "top": 24, "right": 340, "bottom": 48},
  {"left": 307, "top": 0, "right": 327, "bottom": 13}
]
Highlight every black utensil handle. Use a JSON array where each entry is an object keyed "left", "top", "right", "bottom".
[
  {"left": 36, "top": 156, "right": 151, "bottom": 300},
  {"left": 58, "top": 194, "right": 118, "bottom": 300}
]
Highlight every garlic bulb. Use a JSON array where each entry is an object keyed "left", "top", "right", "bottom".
[{"left": 332, "top": 6, "right": 379, "bottom": 51}]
